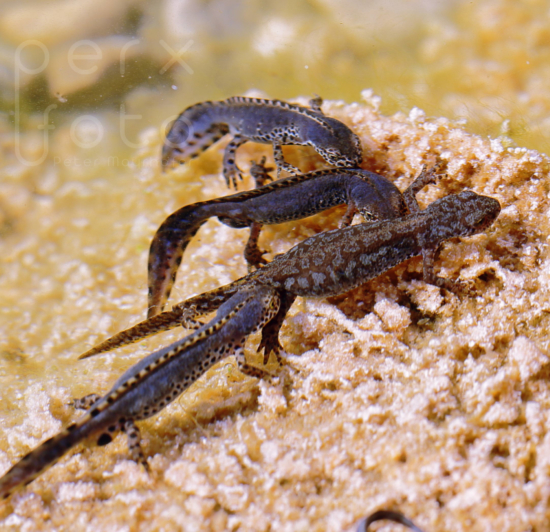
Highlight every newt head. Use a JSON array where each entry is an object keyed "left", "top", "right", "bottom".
[
  {"left": 424, "top": 190, "right": 501, "bottom": 244},
  {"left": 161, "top": 116, "right": 191, "bottom": 168},
  {"left": 308, "top": 116, "right": 363, "bottom": 167},
  {"left": 461, "top": 191, "right": 501, "bottom": 235}
]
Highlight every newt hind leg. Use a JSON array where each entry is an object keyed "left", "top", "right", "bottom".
[
  {"left": 92, "top": 418, "right": 148, "bottom": 469},
  {"left": 249, "top": 156, "right": 275, "bottom": 187},
  {"left": 223, "top": 134, "right": 248, "bottom": 188},
  {"left": 272, "top": 144, "right": 301, "bottom": 178},
  {"left": 123, "top": 420, "right": 148, "bottom": 469},
  {"left": 258, "top": 292, "right": 296, "bottom": 365},
  {"left": 234, "top": 347, "right": 277, "bottom": 383},
  {"left": 244, "top": 158, "right": 275, "bottom": 271},
  {"left": 228, "top": 284, "right": 283, "bottom": 382},
  {"left": 245, "top": 222, "right": 268, "bottom": 271}
]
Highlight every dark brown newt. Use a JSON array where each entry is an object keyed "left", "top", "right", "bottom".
[{"left": 81, "top": 163, "right": 500, "bottom": 363}]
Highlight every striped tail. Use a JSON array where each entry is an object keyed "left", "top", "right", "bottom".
[
  {"left": 161, "top": 102, "right": 229, "bottom": 170},
  {"left": 79, "top": 308, "right": 186, "bottom": 359},
  {"left": 0, "top": 416, "right": 98, "bottom": 500},
  {"left": 147, "top": 204, "right": 212, "bottom": 318},
  {"left": 79, "top": 279, "right": 247, "bottom": 359}
]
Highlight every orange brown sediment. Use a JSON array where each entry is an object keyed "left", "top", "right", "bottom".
[{"left": 0, "top": 95, "right": 549, "bottom": 531}]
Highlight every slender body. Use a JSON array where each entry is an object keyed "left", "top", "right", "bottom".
[
  {"left": 162, "top": 96, "right": 363, "bottom": 187},
  {"left": 148, "top": 161, "right": 407, "bottom": 317},
  {"left": 82, "top": 165, "right": 501, "bottom": 364},
  {"left": 0, "top": 165, "right": 500, "bottom": 498}
]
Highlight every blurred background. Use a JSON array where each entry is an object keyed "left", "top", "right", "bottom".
[{"left": 1, "top": 0, "right": 550, "bottom": 170}]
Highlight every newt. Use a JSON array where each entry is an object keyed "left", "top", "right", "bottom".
[
  {"left": 148, "top": 158, "right": 407, "bottom": 318},
  {"left": 161, "top": 96, "right": 363, "bottom": 188},
  {"left": 0, "top": 164, "right": 501, "bottom": 498},
  {"left": 81, "top": 163, "right": 500, "bottom": 363}
]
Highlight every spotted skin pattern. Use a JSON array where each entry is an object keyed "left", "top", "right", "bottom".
[
  {"left": 0, "top": 285, "right": 280, "bottom": 499},
  {"left": 0, "top": 165, "right": 501, "bottom": 500},
  {"left": 81, "top": 164, "right": 500, "bottom": 365},
  {"left": 162, "top": 96, "right": 363, "bottom": 187},
  {"left": 147, "top": 159, "right": 407, "bottom": 318}
]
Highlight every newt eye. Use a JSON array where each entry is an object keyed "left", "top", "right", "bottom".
[{"left": 466, "top": 212, "right": 487, "bottom": 228}]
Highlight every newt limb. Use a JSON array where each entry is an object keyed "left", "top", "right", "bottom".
[
  {"left": 249, "top": 156, "right": 275, "bottom": 187},
  {"left": 69, "top": 393, "right": 101, "bottom": 410},
  {"left": 244, "top": 157, "right": 275, "bottom": 270},
  {"left": 402, "top": 159, "right": 447, "bottom": 214},
  {"left": 244, "top": 221, "right": 267, "bottom": 271}
]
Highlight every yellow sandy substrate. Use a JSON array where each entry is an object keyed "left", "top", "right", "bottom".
[{"left": 1, "top": 95, "right": 550, "bottom": 531}]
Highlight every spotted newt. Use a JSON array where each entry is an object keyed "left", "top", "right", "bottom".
[{"left": 162, "top": 96, "right": 362, "bottom": 188}]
